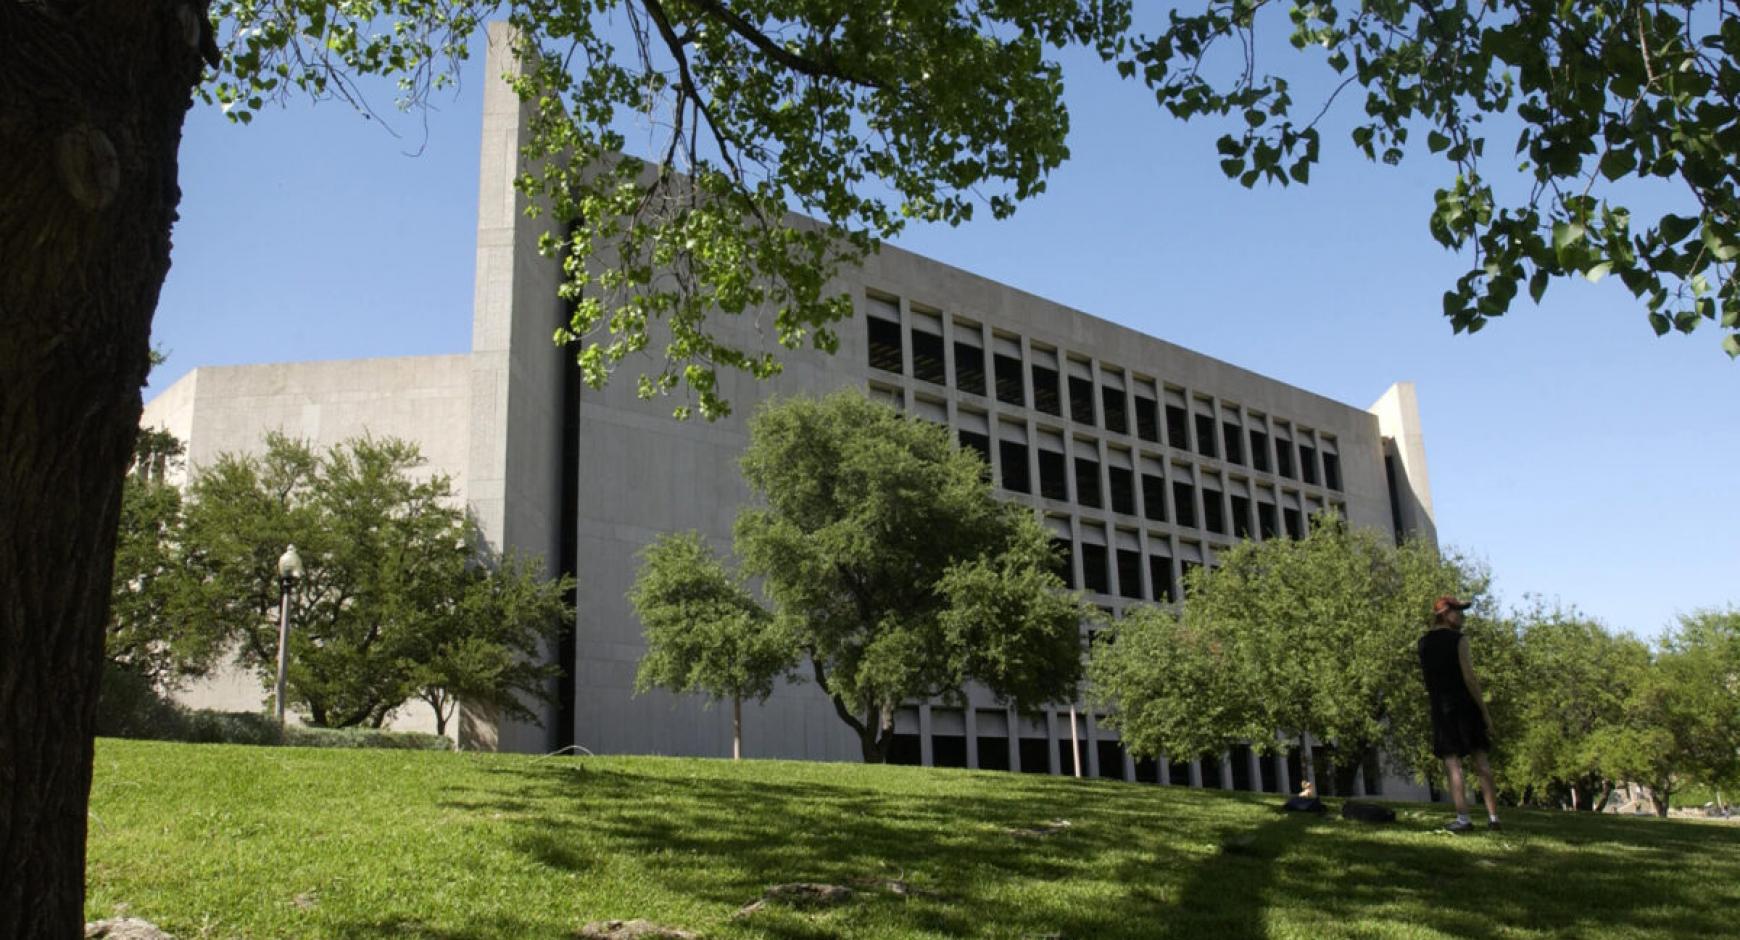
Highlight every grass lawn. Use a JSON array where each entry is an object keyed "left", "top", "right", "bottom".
[{"left": 88, "top": 739, "right": 1740, "bottom": 939}]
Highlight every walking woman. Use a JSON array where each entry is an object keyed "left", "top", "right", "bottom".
[{"left": 1419, "top": 595, "right": 1502, "bottom": 832}]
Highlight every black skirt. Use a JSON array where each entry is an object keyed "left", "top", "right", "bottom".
[{"left": 1430, "top": 699, "right": 1491, "bottom": 758}]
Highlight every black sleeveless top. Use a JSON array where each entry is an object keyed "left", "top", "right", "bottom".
[{"left": 1417, "top": 628, "right": 1473, "bottom": 710}]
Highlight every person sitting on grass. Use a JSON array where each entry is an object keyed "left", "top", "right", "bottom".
[{"left": 1418, "top": 595, "right": 1502, "bottom": 833}]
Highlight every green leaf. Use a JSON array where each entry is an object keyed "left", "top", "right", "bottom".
[
  {"left": 1552, "top": 221, "right": 1586, "bottom": 254},
  {"left": 1723, "top": 334, "right": 1740, "bottom": 358},
  {"left": 1528, "top": 269, "right": 1549, "bottom": 303},
  {"left": 1660, "top": 214, "right": 1699, "bottom": 244},
  {"left": 1648, "top": 312, "right": 1671, "bottom": 335},
  {"left": 1583, "top": 262, "right": 1612, "bottom": 283},
  {"left": 1427, "top": 130, "right": 1451, "bottom": 153},
  {"left": 1599, "top": 148, "right": 1637, "bottom": 181},
  {"left": 1220, "top": 158, "right": 1244, "bottom": 178}
]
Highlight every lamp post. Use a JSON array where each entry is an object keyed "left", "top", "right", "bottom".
[{"left": 275, "top": 544, "right": 304, "bottom": 728}]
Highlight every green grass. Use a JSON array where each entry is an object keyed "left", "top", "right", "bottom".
[{"left": 89, "top": 739, "right": 1740, "bottom": 939}]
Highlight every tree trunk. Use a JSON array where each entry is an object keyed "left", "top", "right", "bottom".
[
  {"left": 731, "top": 696, "right": 741, "bottom": 760},
  {"left": 0, "top": 4, "right": 211, "bottom": 936}
]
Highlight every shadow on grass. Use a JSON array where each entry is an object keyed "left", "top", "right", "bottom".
[{"left": 426, "top": 760, "right": 1740, "bottom": 939}]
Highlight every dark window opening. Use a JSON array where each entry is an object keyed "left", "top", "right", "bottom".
[
  {"left": 1202, "top": 489, "right": 1225, "bottom": 535},
  {"left": 1032, "top": 365, "right": 1062, "bottom": 416},
  {"left": 1149, "top": 555, "right": 1175, "bottom": 603},
  {"left": 954, "top": 342, "right": 986, "bottom": 396},
  {"left": 1168, "top": 757, "right": 1192, "bottom": 786},
  {"left": 977, "top": 735, "right": 1011, "bottom": 771},
  {"left": 1282, "top": 507, "right": 1304, "bottom": 540},
  {"left": 1300, "top": 445, "right": 1320, "bottom": 486},
  {"left": 958, "top": 430, "right": 992, "bottom": 476},
  {"left": 1109, "top": 466, "right": 1137, "bottom": 516},
  {"left": 1171, "top": 480, "right": 1197, "bottom": 528},
  {"left": 1135, "top": 755, "right": 1160, "bottom": 784},
  {"left": 887, "top": 733, "right": 922, "bottom": 766},
  {"left": 1135, "top": 397, "right": 1160, "bottom": 443},
  {"left": 868, "top": 317, "right": 903, "bottom": 374},
  {"left": 1080, "top": 543, "right": 1110, "bottom": 594},
  {"left": 1249, "top": 430, "right": 1271, "bottom": 472},
  {"left": 1049, "top": 537, "right": 1075, "bottom": 589},
  {"left": 911, "top": 330, "right": 946, "bottom": 385},
  {"left": 994, "top": 353, "right": 1025, "bottom": 406},
  {"left": 1194, "top": 413, "right": 1218, "bottom": 459},
  {"left": 1116, "top": 549, "right": 1143, "bottom": 599},
  {"left": 1058, "top": 738, "right": 1086, "bottom": 777},
  {"left": 1097, "top": 740, "right": 1127, "bottom": 780},
  {"left": 1276, "top": 442, "right": 1296, "bottom": 479},
  {"left": 1102, "top": 387, "right": 1128, "bottom": 435},
  {"left": 1222, "top": 423, "right": 1244, "bottom": 465},
  {"left": 1038, "top": 449, "right": 1069, "bottom": 501},
  {"left": 1259, "top": 750, "right": 1279, "bottom": 793},
  {"left": 1141, "top": 474, "right": 1167, "bottom": 522},
  {"left": 1069, "top": 376, "right": 1096, "bottom": 425},
  {"left": 1385, "top": 454, "right": 1406, "bottom": 543},
  {"left": 1200, "top": 755, "right": 1224, "bottom": 789},
  {"left": 1019, "top": 737, "right": 1051, "bottom": 774},
  {"left": 1179, "top": 560, "right": 1201, "bottom": 594},
  {"left": 932, "top": 734, "right": 968, "bottom": 768},
  {"left": 1230, "top": 745, "right": 1255, "bottom": 791},
  {"left": 1230, "top": 495, "right": 1253, "bottom": 540},
  {"left": 1074, "top": 458, "right": 1102, "bottom": 509},
  {"left": 998, "top": 440, "right": 1030, "bottom": 493},
  {"left": 1257, "top": 502, "right": 1278, "bottom": 540},
  {"left": 1323, "top": 452, "right": 1343, "bottom": 491},
  {"left": 1165, "top": 404, "right": 1190, "bottom": 450}
]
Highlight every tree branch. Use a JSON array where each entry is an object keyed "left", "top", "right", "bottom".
[{"left": 680, "top": 0, "right": 884, "bottom": 89}]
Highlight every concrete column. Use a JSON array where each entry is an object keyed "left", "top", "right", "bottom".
[
  {"left": 1248, "top": 748, "right": 1265, "bottom": 793},
  {"left": 1007, "top": 706, "right": 1022, "bottom": 773},
  {"left": 964, "top": 706, "right": 979, "bottom": 770},
  {"left": 1274, "top": 732, "right": 1292, "bottom": 794},
  {"left": 1188, "top": 758, "right": 1203, "bottom": 789},
  {"left": 918, "top": 704, "right": 933, "bottom": 767},
  {"left": 1044, "top": 710, "right": 1061, "bottom": 775},
  {"left": 1220, "top": 753, "right": 1235, "bottom": 791},
  {"left": 1123, "top": 749, "right": 1137, "bottom": 783},
  {"left": 1352, "top": 764, "right": 1367, "bottom": 797},
  {"left": 1084, "top": 711, "right": 1101, "bottom": 778},
  {"left": 1157, "top": 755, "right": 1171, "bottom": 786}
]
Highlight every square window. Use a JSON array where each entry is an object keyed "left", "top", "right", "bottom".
[
  {"left": 1080, "top": 543, "right": 1110, "bottom": 594},
  {"left": 1032, "top": 364, "right": 1061, "bottom": 415},
  {"left": 1141, "top": 473, "right": 1167, "bottom": 523},
  {"left": 995, "top": 354, "right": 1025, "bottom": 407},
  {"left": 1222, "top": 422, "right": 1244, "bottom": 465},
  {"left": 1135, "top": 397, "right": 1160, "bottom": 443},
  {"left": 1074, "top": 457, "right": 1102, "bottom": 509},
  {"left": 999, "top": 439, "right": 1030, "bottom": 493},
  {"left": 1102, "top": 386, "right": 1128, "bottom": 435},
  {"left": 1038, "top": 449, "right": 1069, "bottom": 501},
  {"left": 1069, "top": 376, "right": 1096, "bottom": 425},
  {"left": 1171, "top": 480, "right": 1197, "bottom": 529},
  {"left": 954, "top": 343, "right": 986, "bottom": 396},
  {"left": 1109, "top": 466, "right": 1137, "bottom": 516},
  {"left": 868, "top": 317, "right": 903, "bottom": 374},
  {"left": 911, "top": 329, "right": 946, "bottom": 385},
  {"left": 1249, "top": 430, "right": 1271, "bottom": 473}
]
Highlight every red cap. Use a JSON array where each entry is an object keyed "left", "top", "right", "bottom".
[{"left": 1433, "top": 596, "right": 1472, "bottom": 616}]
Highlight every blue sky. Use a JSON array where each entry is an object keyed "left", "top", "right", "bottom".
[{"left": 150, "top": 30, "right": 1737, "bottom": 639}]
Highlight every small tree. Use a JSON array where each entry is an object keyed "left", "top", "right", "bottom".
[
  {"left": 630, "top": 532, "right": 796, "bottom": 759},
  {"left": 1091, "top": 513, "right": 1494, "bottom": 788},
  {"left": 178, "top": 433, "right": 572, "bottom": 730},
  {"left": 404, "top": 552, "right": 573, "bottom": 738},
  {"left": 729, "top": 391, "right": 1094, "bottom": 763}
]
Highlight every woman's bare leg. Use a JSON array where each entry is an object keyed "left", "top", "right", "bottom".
[
  {"left": 1444, "top": 756, "right": 1468, "bottom": 816},
  {"left": 1473, "top": 751, "right": 1499, "bottom": 818}
]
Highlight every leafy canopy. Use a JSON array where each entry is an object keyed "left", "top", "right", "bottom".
[
  {"left": 206, "top": 1, "right": 1740, "bottom": 424},
  {"left": 177, "top": 433, "right": 571, "bottom": 730},
  {"left": 731, "top": 391, "right": 1093, "bottom": 760}
]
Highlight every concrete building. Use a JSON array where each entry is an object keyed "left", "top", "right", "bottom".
[{"left": 145, "top": 26, "right": 1436, "bottom": 795}]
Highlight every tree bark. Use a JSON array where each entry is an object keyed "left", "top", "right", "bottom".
[{"left": 0, "top": 3, "right": 212, "bottom": 935}]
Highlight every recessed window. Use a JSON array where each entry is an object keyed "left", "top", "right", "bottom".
[
  {"left": 954, "top": 342, "right": 986, "bottom": 396},
  {"left": 1172, "top": 479, "right": 1197, "bottom": 529},
  {"left": 1109, "top": 466, "right": 1136, "bottom": 516},
  {"left": 1102, "top": 386, "right": 1128, "bottom": 435},
  {"left": 1276, "top": 440, "right": 1296, "bottom": 479},
  {"left": 999, "top": 438, "right": 1030, "bottom": 493},
  {"left": 1141, "top": 473, "right": 1167, "bottom": 522},
  {"left": 868, "top": 316, "right": 903, "bottom": 374},
  {"left": 1081, "top": 543, "right": 1110, "bottom": 594},
  {"left": 1149, "top": 554, "right": 1175, "bottom": 602},
  {"left": 1202, "top": 485, "right": 1226, "bottom": 535},
  {"left": 1230, "top": 495, "right": 1253, "bottom": 540},
  {"left": 1050, "top": 537, "right": 1075, "bottom": 589},
  {"left": 1075, "top": 457, "right": 1102, "bottom": 509},
  {"left": 1135, "top": 396, "right": 1160, "bottom": 443},
  {"left": 1249, "top": 429, "right": 1271, "bottom": 473},
  {"left": 1032, "top": 364, "right": 1062, "bottom": 415},
  {"left": 1282, "top": 506, "right": 1304, "bottom": 539},
  {"left": 1038, "top": 448, "right": 1069, "bottom": 501},
  {"left": 1222, "top": 422, "right": 1244, "bottom": 465},
  {"left": 1323, "top": 451, "right": 1342, "bottom": 491},
  {"left": 1166, "top": 404, "right": 1190, "bottom": 450},
  {"left": 1194, "top": 411, "right": 1218, "bottom": 460},
  {"left": 1300, "top": 443, "right": 1320, "bottom": 486},
  {"left": 994, "top": 353, "right": 1025, "bottom": 407},
  {"left": 958, "top": 429, "right": 992, "bottom": 478},
  {"left": 1069, "top": 376, "right": 1096, "bottom": 425},
  {"left": 1116, "top": 549, "right": 1143, "bottom": 599},
  {"left": 911, "top": 327, "right": 946, "bottom": 386},
  {"left": 1257, "top": 502, "right": 1278, "bottom": 539}
]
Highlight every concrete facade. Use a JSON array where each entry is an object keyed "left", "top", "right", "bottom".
[{"left": 141, "top": 26, "right": 1435, "bottom": 797}]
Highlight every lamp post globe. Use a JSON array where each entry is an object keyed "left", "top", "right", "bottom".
[{"left": 274, "top": 544, "right": 304, "bottom": 729}]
